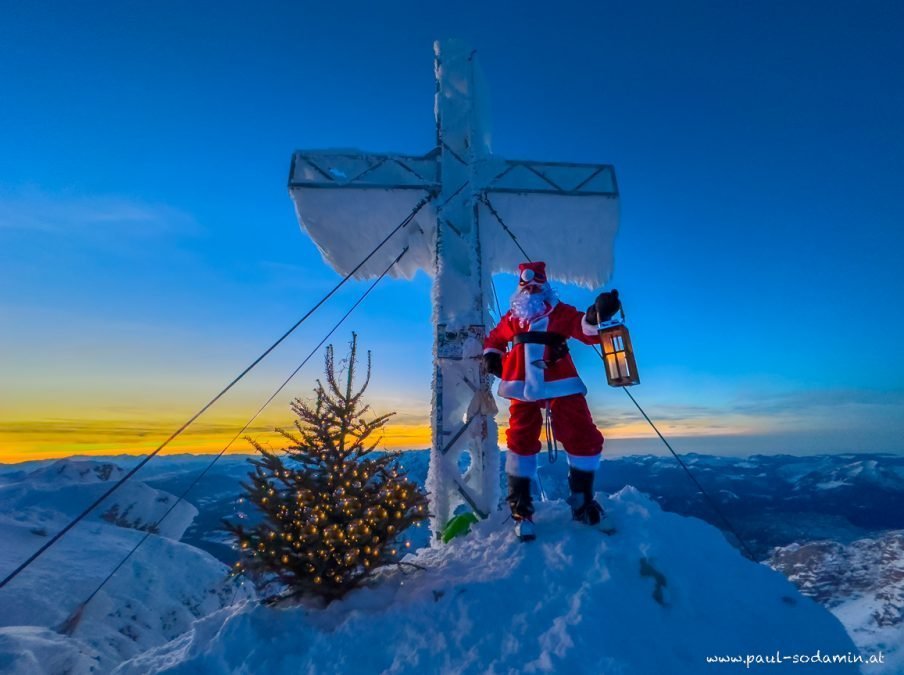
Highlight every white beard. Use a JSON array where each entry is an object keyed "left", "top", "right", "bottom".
[{"left": 510, "top": 284, "right": 557, "bottom": 322}]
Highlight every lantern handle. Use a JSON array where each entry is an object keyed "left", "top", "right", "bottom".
[{"left": 596, "top": 306, "right": 626, "bottom": 331}]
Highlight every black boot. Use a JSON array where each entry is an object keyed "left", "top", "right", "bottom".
[
  {"left": 567, "top": 467, "right": 612, "bottom": 531},
  {"left": 506, "top": 475, "right": 536, "bottom": 541}
]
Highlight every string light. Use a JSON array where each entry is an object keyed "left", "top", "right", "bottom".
[{"left": 226, "top": 348, "right": 429, "bottom": 601}]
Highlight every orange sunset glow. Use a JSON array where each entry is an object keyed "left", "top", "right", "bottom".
[{"left": 0, "top": 411, "right": 758, "bottom": 464}]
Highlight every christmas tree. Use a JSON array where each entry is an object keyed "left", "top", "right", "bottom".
[{"left": 226, "top": 334, "right": 429, "bottom": 602}]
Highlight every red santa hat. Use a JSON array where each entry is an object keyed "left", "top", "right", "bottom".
[{"left": 518, "top": 261, "right": 547, "bottom": 286}]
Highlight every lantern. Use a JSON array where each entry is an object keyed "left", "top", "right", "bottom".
[{"left": 598, "top": 311, "right": 640, "bottom": 387}]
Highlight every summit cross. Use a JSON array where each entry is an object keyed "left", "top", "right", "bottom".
[{"left": 288, "top": 39, "right": 620, "bottom": 538}]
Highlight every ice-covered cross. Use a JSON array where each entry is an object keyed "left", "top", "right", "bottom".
[{"left": 288, "top": 40, "right": 620, "bottom": 538}]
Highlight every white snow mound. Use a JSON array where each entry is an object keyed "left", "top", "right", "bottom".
[{"left": 117, "top": 488, "right": 858, "bottom": 674}]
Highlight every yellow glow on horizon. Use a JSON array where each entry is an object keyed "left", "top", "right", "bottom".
[{"left": 0, "top": 412, "right": 760, "bottom": 464}]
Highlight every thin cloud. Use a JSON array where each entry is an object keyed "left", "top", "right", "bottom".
[
  {"left": 0, "top": 189, "right": 202, "bottom": 239},
  {"left": 728, "top": 388, "right": 904, "bottom": 415}
]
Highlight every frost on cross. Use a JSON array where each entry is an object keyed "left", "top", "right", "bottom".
[{"left": 288, "top": 39, "right": 620, "bottom": 538}]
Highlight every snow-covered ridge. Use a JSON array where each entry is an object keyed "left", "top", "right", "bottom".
[
  {"left": 24, "top": 459, "right": 126, "bottom": 484},
  {"left": 769, "top": 532, "right": 904, "bottom": 673},
  {"left": 0, "top": 459, "right": 251, "bottom": 674},
  {"left": 0, "top": 458, "right": 197, "bottom": 540},
  {"left": 117, "top": 488, "right": 858, "bottom": 674}
]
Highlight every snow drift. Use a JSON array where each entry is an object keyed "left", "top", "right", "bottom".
[{"left": 117, "top": 488, "right": 858, "bottom": 674}]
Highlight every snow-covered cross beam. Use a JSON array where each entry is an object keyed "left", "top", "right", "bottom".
[{"left": 288, "top": 39, "right": 620, "bottom": 539}]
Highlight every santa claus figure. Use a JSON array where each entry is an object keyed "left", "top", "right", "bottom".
[{"left": 483, "top": 261, "right": 621, "bottom": 540}]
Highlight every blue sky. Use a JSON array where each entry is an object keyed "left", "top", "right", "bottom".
[{"left": 1, "top": 0, "right": 902, "bottom": 458}]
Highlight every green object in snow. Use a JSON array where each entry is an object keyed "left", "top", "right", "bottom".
[{"left": 441, "top": 512, "right": 480, "bottom": 543}]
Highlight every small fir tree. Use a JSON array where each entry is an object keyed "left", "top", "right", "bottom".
[{"left": 226, "top": 334, "right": 428, "bottom": 602}]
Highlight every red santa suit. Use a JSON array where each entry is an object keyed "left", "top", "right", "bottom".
[{"left": 484, "top": 295, "right": 605, "bottom": 476}]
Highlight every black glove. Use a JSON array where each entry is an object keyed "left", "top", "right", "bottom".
[
  {"left": 483, "top": 352, "right": 503, "bottom": 377},
  {"left": 585, "top": 289, "right": 621, "bottom": 325}
]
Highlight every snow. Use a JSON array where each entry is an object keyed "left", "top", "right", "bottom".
[
  {"left": 290, "top": 184, "right": 437, "bottom": 281},
  {"left": 2, "top": 454, "right": 890, "bottom": 673},
  {"left": 835, "top": 595, "right": 904, "bottom": 674},
  {"left": 0, "top": 459, "right": 251, "bottom": 673},
  {"left": 116, "top": 488, "right": 857, "bottom": 674},
  {"left": 0, "top": 459, "right": 197, "bottom": 540},
  {"left": 425, "top": 39, "right": 503, "bottom": 534},
  {"left": 769, "top": 532, "right": 904, "bottom": 674},
  {"left": 0, "top": 628, "right": 101, "bottom": 674},
  {"left": 476, "top": 189, "right": 618, "bottom": 289},
  {"left": 776, "top": 461, "right": 823, "bottom": 483},
  {"left": 815, "top": 480, "right": 849, "bottom": 490},
  {"left": 290, "top": 160, "right": 619, "bottom": 291},
  {"left": 771, "top": 456, "right": 904, "bottom": 491}
]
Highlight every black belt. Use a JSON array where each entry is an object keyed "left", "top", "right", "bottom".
[
  {"left": 512, "top": 331, "right": 569, "bottom": 367},
  {"left": 512, "top": 331, "right": 567, "bottom": 347}
]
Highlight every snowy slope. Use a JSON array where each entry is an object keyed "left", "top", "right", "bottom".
[
  {"left": 769, "top": 532, "right": 904, "bottom": 673},
  {"left": 0, "top": 459, "right": 252, "bottom": 673},
  {"left": 0, "top": 459, "right": 197, "bottom": 540},
  {"left": 117, "top": 488, "right": 858, "bottom": 674}
]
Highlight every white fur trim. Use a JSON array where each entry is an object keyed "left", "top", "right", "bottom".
[
  {"left": 522, "top": 316, "right": 548, "bottom": 400},
  {"left": 580, "top": 312, "right": 599, "bottom": 337},
  {"left": 505, "top": 451, "right": 538, "bottom": 478},
  {"left": 483, "top": 347, "right": 503, "bottom": 355},
  {"left": 497, "top": 379, "right": 526, "bottom": 399},
  {"left": 497, "top": 376, "right": 587, "bottom": 401},
  {"left": 567, "top": 453, "right": 601, "bottom": 472}
]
